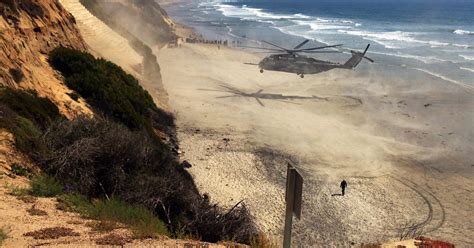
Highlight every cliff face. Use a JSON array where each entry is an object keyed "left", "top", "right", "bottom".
[
  {"left": 76, "top": 0, "right": 177, "bottom": 109},
  {"left": 94, "top": 0, "right": 177, "bottom": 46},
  {"left": 0, "top": 0, "right": 91, "bottom": 117}
]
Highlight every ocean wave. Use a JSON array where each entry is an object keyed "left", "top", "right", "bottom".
[
  {"left": 370, "top": 51, "right": 449, "bottom": 64},
  {"left": 453, "top": 29, "right": 474, "bottom": 35},
  {"left": 338, "top": 30, "right": 461, "bottom": 49},
  {"left": 214, "top": 3, "right": 310, "bottom": 21},
  {"left": 460, "top": 67, "right": 474, "bottom": 73},
  {"left": 459, "top": 54, "right": 474, "bottom": 61},
  {"left": 294, "top": 20, "right": 352, "bottom": 31}
]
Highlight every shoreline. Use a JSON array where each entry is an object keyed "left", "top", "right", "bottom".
[{"left": 163, "top": 0, "right": 474, "bottom": 94}]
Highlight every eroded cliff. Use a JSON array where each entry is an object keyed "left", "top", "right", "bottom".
[{"left": 0, "top": 0, "right": 91, "bottom": 117}]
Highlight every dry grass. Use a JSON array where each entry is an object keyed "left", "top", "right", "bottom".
[
  {"left": 95, "top": 233, "right": 132, "bottom": 246},
  {"left": 17, "top": 195, "right": 37, "bottom": 203},
  {"left": 23, "top": 227, "right": 79, "bottom": 239},
  {"left": 26, "top": 205, "right": 48, "bottom": 216},
  {"left": 249, "top": 232, "right": 278, "bottom": 248},
  {"left": 86, "top": 221, "right": 119, "bottom": 233}
]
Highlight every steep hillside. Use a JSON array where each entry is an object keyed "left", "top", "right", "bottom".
[
  {"left": 82, "top": 0, "right": 177, "bottom": 47},
  {"left": 0, "top": 0, "right": 91, "bottom": 118},
  {"left": 69, "top": 0, "right": 178, "bottom": 109}
]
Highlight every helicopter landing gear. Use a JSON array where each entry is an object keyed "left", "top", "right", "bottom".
[{"left": 260, "top": 69, "right": 264, "bottom": 73}]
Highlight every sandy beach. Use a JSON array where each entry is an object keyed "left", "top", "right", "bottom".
[
  {"left": 156, "top": 42, "right": 474, "bottom": 246},
  {"left": 59, "top": 0, "right": 474, "bottom": 245}
]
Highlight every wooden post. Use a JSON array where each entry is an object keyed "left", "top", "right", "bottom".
[
  {"left": 283, "top": 163, "right": 303, "bottom": 248},
  {"left": 283, "top": 165, "right": 296, "bottom": 248}
]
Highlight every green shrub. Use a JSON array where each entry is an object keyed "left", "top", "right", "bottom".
[
  {"left": 56, "top": 194, "right": 94, "bottom": 215},
  {"left": 30, "top": 174, "right": 63, "bottom": 197},
  {"left": 57, "top": 194, "right": 168, "bottom": 238},
  {"left": 10, "top": 163, "right": 31, "bottom": 177},
  {"left": 0, "top": 88, "right": 61, "bottom": 130},
  {"left": 0, "top": 88, "right": 60, "bottom": 160},
  {"left": 48, "top": 47, "right": 173, "bottom": 131},
  {"left": 92, "top": 199, "right": 169, "bottom": 238}
]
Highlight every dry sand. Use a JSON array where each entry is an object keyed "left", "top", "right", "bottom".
[
  {"left": 156, "top": 43, "right": 474, "bottom": 247},
  {"left": 59, "top": 0, "right": 142, "bottom": 74}
]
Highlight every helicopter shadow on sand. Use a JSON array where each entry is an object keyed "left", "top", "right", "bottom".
[{"left": 199, "top": 83, "right": 363, "bottom": 107}]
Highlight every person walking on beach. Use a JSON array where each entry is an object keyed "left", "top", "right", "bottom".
[{"left": 340, "top": 180, "right": 347, "bottom": 196}]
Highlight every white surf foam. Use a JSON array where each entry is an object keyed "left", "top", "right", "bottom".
[
  {"left": 214, "top": 3, "right": 310, "bottom": 21},
  {"left": 459, "top": 54, "right": 474, "bottom": 61},
  {"left": 454, "top": 29, "right": 474, "bottom": 35},
  {"left": 338, "top": 29, "right": 464, "bottom": 50},
  {"left": 460, "top": 67, "right": 474, "bottom": 73},
  {"left": 294, "top": 20, "right": 352, "bottom": 31}
]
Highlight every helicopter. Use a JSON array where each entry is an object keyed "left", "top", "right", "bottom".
[{"left": 242, "top": 40, "right": 374, "bottom": 78}]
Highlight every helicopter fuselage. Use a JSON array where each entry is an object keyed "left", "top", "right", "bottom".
[{"left": 259, "top": 54, "right": 344, "bottom": 75}]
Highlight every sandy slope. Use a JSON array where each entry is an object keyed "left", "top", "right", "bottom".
[
  {"left": 59, "top": 0, "right": 142, "bottom": 76},
  {"left": 157, "top": 43, "right": 474, "bottom": 246}
]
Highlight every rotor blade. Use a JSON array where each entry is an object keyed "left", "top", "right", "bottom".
[
  {"left": 256, "top": 89, "right": 263, "bottom": 94},
  {"left": 300, "top": 50, "right": 341, "bottom": 54},
  {"left": 238, "top": 45, "right": 283, "bottom": 52},
  {"left": 293, "top": 39, "right": 310, "bottom": 50},
  {"left": 216, "top": 95, "right": 240, "bottom": 99},
  {"left": 275, "top": 99, "right": 301, "bottom": 105},
  {"left": 244, "top": 62, "right": 259, "bottom": 65},
  {"left": 364, "top": 57, "right": 374, "bottom": 63},
  {"left": 298, "top": 44, "right": 343, "bottom": 51},
  {"left": 261, "top": 40, "right": 290, "bottom": 52},
  {"left": 363, "top": 44, "right": 370, "bottom": 54},
  {"left": 255, "top": 98, "right": 265, "bottom": 107},
  {"left": 250, "top": 51, "right": 282, "bottom": 54}
]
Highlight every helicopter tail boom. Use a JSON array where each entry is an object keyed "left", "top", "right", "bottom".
[{"left": 343, "top": 44, "right": 373, "bottom": 69}]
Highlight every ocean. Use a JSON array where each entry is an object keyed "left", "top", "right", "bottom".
[{"left": 164, "top": 0, "right": 474, "bottom": 88}]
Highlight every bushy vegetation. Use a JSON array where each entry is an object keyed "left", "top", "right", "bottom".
[
  {"left": 0, "top": 88, "right": 60, "bottom": 158},
  {"left": 10, "top": 163, "right": 31, "bottom": 177},
  {"left": 58, "top": 194, "right": 168, "bottom": 238},
  {"left": 0, "top": 88, "right": 60, "bottom": 130},
  {"left": 0, "top": 47, "right": 257, "bottom": 243},
  {"left": 48, "top": 47, "right": 173, "bottom": 132},
  {"left": 30, "top": 174, "right": 63, "bottom": 197},
  {"left": 40, "top": 116, "right": 256, "bottom": 243}
]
